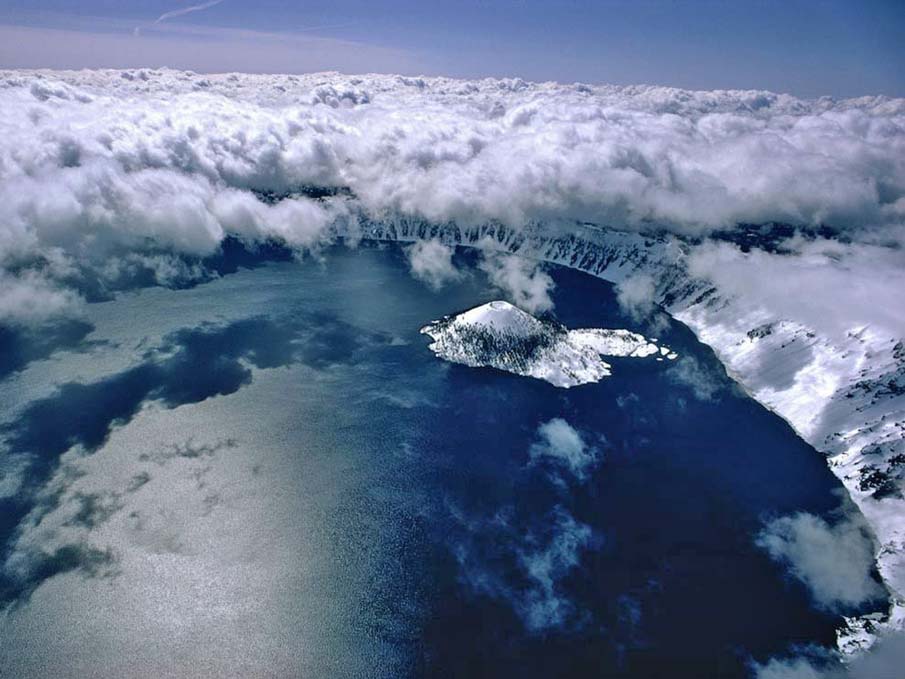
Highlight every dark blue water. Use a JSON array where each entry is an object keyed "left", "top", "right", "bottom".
[
  {"left": 396, "top": 261, "right": 844, "bottom": 677},
  {"left": 330, "top": 246, "right": 845, "bottom": 678},
  {"left": 0, "top": 243, "right": 853, "bottom": 677}
]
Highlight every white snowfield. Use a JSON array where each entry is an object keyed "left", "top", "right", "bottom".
[{"left": 421, "top": 300, "right": 674, "bottom": 388}]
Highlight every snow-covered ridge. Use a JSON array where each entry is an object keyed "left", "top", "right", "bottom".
[{"left": 421, "top": 300, "right": 674, "bottom": 388}]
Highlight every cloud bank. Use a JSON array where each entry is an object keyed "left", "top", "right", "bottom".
[{"left": 1, "top": 68, "right": 903, "bottom": 326}]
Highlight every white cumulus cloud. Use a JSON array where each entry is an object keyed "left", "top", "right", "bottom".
[
  {"left": 753, "top": 632, "right": 905, "bottom": 679},
  {"left": 0, "top": 271, "right": 82, "bottom": 327},
  {"left": 529, "top": 418, "right": 600, "bottom": 482},
  {"left": 756, "top": 512, "right": 884, "bottom": 612},
  {"left": 479, "top": 251, "right": 555, "bottom": 313},
  {"left": 0, "top": 68, "right": 903, "bottom": 333},
  {"left": 405, "top": 239, "right": 461, "bottom": 290},
  {"left": 615, "top": 273, "right": 657, "bottom": 322}
]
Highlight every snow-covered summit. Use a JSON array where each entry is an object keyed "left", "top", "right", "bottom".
[
  {"left": 456, "top": 300, "right": 544, "bottom": 334},
  {"left": 421, "top": 301, "right": 675, "bottom": 388}
]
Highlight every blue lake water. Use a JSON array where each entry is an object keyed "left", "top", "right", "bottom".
[{"left": 0, "top": 243, "right": 855, "bottom": 677}]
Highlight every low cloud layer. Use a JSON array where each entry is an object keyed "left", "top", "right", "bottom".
[
  {"left": 668, "top": 354, "right": 725, "bottom": 402},
  {"left": 479, "top": 251, "right": 555, "bottom": 313},
  {"left": 615, "top": 273, "right": 657, "bottom": 322},
  {"left": 405, "top": 240, "right": 461, "bottom": 290},
  {"left": 0, "top": 272, "right": 82, "bottom": 328},
  {"left": 1, "top": 68, "right": 903, "bottom": 325},
  {"left": 528, "top": 418, "right": 600, "bottom": 482},
  {"left": 752, "top": 510, "right": 897, "bottom": 678},
  {"left": 454, "top": 417, "right": 600, "bottom": 633},
  {"left": 515, "top": 507, "right": 594, "bottom": 632},
  {"left": 454, "top": 504, "right": 595, "bottom": 634},
  {"left": 754, "top": 633, "right": 905, "bottom": 679}
]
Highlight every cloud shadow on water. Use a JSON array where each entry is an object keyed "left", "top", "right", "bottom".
[
  {"left": 0, "top": 320, "right": 100, "bottom": 380},
  {"left": 0, "top": 311, "right": 379, "bottom": 604}
]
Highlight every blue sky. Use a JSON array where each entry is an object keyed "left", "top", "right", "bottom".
[{"left": 1, "top": 0, "right": 903, "bottom": 97}]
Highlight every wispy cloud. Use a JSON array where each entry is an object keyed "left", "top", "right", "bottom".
[
  {"left": 155, "top": 0, "right": 225, "bottom": 25},
  {"left": 135, "top": 0, "right": 225, "bottom": 36}
]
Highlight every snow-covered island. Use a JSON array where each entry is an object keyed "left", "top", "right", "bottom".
[{"left": 421, "top": 300, "right": 676, "bottom": 387}]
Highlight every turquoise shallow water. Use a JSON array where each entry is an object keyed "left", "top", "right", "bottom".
[{"left": 0, "top": 243, "right": 863, "bottom": 677}]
